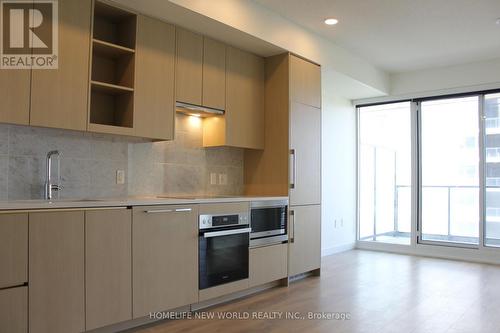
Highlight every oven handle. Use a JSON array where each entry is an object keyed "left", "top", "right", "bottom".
[{"left": 203, "top": 227, "right": 252, "bottom": 238}]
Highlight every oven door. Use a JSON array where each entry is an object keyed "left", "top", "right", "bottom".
[
  {"left": 250, "top": 206, "right": 287, "bottom": 238},
  {"left": 199, "top": 226, "right": 250, "bottom": 290}
]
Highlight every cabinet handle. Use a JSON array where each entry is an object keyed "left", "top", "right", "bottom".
[
  {"left": 144, "top": 209, "right": 174, "bottom": 214},
  {"left": 175, "top": 208, "right": 192, "bottom": 212},
  {"left": 290, "top": 210, "right": 295, "bottom": 243},
  {"left": 290, "top": 149, "right": 297, "bottom": 189}
]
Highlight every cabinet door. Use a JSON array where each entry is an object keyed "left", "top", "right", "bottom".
[
  {"left": 0, "top": 214, "right": 27, "bottom": 289},
  {"left": 85, "top": 209, "right": 132, "bottom": 330},
  {"left": 202, "top": 37, "right": 225, "bottom": 110},
  {"left": 288, "top": 205, "right": 321, "bottom": 276},
  {"left": 135, "top": 16, "right": 175, "bottom": 140},
  {"left": 30, "top": 0, "right": 91, "bottom": 131},
  {"left": 29, "top": 211, "right": 85, "bottom": 333},
  {"left": 249, "top": 243, "right": 287, "bottom": 287},
  {"left": 175, "top": 28, "right": 203, "bottom": 105},
  {"left": 289, "top": 55, "right": 321, "bottom": 108},
  {"left": 133, "top": 205, "right": 198, "bottom": 317},
  {"left": 225, "top": 46, "right": 265, "bottom": 149},
  {"left": 0, "top": 287, "right": 27, "bottom": 333},
  {"left": 0, "top": 71, "right": 30, "bottom": 125},
  {"left": 289, "top": 102, "right": 321, "bottom": 205}
]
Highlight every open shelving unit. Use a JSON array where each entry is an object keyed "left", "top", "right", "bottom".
[{"left": 89, "top": 0, "right": 137, "bottom": 134}]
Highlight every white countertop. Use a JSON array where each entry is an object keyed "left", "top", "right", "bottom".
[{"left": 0, "top": 195, "right": 289, "bottom": 211}]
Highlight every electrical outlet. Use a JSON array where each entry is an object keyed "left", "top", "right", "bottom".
[
  {"left": 219, "top": 173, "right": 228, "bottom": 185},
  {"left": 116, "top": 170, "right": 125, "bottom": 185},
  {"left": 341, "top": 218, "right": 344, "bottom": 227},
  {"left": 210, "top": 173, "right": 217, "bottom": 185},
  {"left": 334, "top": 219, "right": 337, "bottom": 228}
]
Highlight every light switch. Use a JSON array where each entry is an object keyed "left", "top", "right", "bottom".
[
  {"left": 219, "top": 173, "right": 228, "bottom": 185},
  {"left": 210, "top": 173, "right": 217, "bottom": 185},
  {"left": 116, "top": 170, "right": 125, "bottom": 185}
]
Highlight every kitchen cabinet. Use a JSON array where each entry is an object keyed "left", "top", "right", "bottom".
[
  {"left": 249, "top": 243, "right": 288, "bottom": 287},
  {"left": 289, "top": 101, "right": 321, "bottom": 206},
  {"left": 0, "top": 286, "right": 28, "bottom": 333},
  {"left": 0, "top": 213, "right": 27, "bottom": 289},
  {"left": 289, "top": 55, "right": 321, "bottom": 108},
  {"left": 29, "top": 211, "right": 85, "bottom": 333},
  {"left": 30, "top": 0, "right": 92, "bottom": 131},
  {"left": 204, "top": 46, "right": 264, "bottom": 149},
  {"left": 203, "top": 37, "right": 226, "bottom": 110},
  {"left": 0, "top": 71, "right": 30, "bottom": 125},
  {"left": 176, "top": 28, "right": 203, "bottom": 105},
  {"left": 85, "top": 209, "right": 132, "bottom": 330},
  {"left": 288, "top": 205, "right": 321, "bottom": 276},
  {"left": 133, "top": 205, "right": 198, "bottom": 317},
  {"left": 134, "top": 15, "right": 176, "bottom": 140}
]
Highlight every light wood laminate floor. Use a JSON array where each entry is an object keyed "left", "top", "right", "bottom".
[{"left": 128, "top": 250, "right": 500, "bottom": 333}]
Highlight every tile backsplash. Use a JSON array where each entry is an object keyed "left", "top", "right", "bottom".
[{"left": 0, "top": 114, "right": 244, "bottom": 200}]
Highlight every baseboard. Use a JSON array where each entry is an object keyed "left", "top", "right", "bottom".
[{"left": 321, "top": 242, "right": 356, "bottom": 256}]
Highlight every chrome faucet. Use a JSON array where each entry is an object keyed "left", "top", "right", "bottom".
[{"left": 44, "top": 150, "right": 61, "bottom": 200}]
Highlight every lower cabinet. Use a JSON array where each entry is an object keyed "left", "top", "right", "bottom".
[
  {"left": 249, "top": 243, "right": 288, "bottom": 287},
  {"left": 29, "top": 211, "right": 85, "bottom": 333},
  {"left": 0, "top": 213, "right": 28, "bottom": 289},
  {"left": 85, "top": 209, "right": 132, "bottom": 330},
  {"left": 0, "top": 286, "right": 28, "bottom": 333},
  {"left": 133, "top": 205, "right": 199, "bottom": 317},
  {"left": 288, "top": 205, "right": 321, "bottom": 276}
]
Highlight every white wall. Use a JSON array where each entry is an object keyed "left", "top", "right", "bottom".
[{"left": 321, "top": 73, "right": 357, "bottom": 255}]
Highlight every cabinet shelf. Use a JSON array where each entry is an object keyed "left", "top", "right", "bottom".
[
  {"left": 92, "top": 38, "right": 135, "bottom": 58},
  {"left": 91, "top": 80, "right": 133, "bottom": 95}
]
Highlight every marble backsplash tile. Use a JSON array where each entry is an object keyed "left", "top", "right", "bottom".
[{"left": 0, "top": 114, "right": 244, "bottom": 200}]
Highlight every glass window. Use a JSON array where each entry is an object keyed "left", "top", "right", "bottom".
[
  {"left": 420, "top": 96, "right": 479, "bottom": 245},
  {"left": 358, "top": 102, "right": 412, "bottom": 245},
  {"left": 485, "top": 93, "right": 500, "bottom": 247}
]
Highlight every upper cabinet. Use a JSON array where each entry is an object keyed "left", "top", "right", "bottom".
[
  {"left": 134, "top": 15, "right": 176, "bottom": 140},
  {"left": 88, "top": 1, "right": 137, "bottom": 136},
  {"left": 30, "top": 0, "right": 92, "bottom": 131},
  {"left": 202, "top": 37, "right": 226, "bottom": 110},
  {"left": 289, "top": 55, "right": 321, "bottom": 108},
  {"left": 0, "top": 71, "right": 30, "bottom": 125},
  {"left": 175, "top": 28, "right": 203, "bottom": 105},
  {"left": 204, "top": 47, "right": 265, "bottom": 149}
]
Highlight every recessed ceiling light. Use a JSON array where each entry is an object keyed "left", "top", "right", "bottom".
[{"left": 324, "top": 18, "right": 338, "bottom": 26}]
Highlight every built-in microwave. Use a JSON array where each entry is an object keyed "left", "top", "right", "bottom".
[{"left": 250, "top": 199, "right": 288, "bottom": 247}]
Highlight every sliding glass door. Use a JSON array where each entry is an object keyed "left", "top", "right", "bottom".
[
  {"left": 420, "top": 96, "right": 480, "bottom": 245},
  {"left": 358, "top": 102, "right": 412, "bottom": 245}
]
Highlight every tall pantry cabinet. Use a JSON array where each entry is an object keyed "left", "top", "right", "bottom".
[{"left": 244, "top": 53, "right": 322, "bottom": 277}]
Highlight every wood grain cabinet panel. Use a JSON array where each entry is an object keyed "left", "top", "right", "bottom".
[
  {"left": 29, "top": 211, "right": 85, "bottom": 333},
  {"left": 85, "top": 209, "right": 132, "bottom": 330},
  {"left": 176, "top": 28, "right": 203, "bottom": 105},
  {"left": 0, "top": 71, "right": 30, "bottom": 125},
  {"left": 134, "top": 15, "right": 176, "bottom": 140},
  {"left": 30, "top": 0, "right": 92, "bottom": 131},
  {"left": 0, "top": 287, "right": 28, "bottom": 333},
  {"left": 289, "top": 55, "right": 321, "bottom": 108},
  {"left": 289, "top": 102, "right": 321, "bottom": 206},
  {"left": 0, "top": 214, "right": 28, "bottom": 289},
  {"left": 216, "top": 46, "right": 264, "bottom": 149},
  {"left": 288, "top": 205, "right": 321, "bottom": 276},
  {"left": 133, "top": 205, "right": 198, "bottom": 317},
  {"left": 202, "top": 37, "right": 226, "bottom": 110},
  {"left": 249, "top": 244, "right": 287, "bottom": 287}
]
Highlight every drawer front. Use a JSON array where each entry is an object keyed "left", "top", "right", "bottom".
[
  {"left": 0, "top": 286, "right": 28, "bottom": 333},
  {"left": 0, "top": 213, "right": 28, "bottom": 288},
  {"left": 249, "top": 243, "right": 288, "bottom": 287}
]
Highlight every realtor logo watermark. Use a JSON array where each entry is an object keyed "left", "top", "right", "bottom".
[{"left": 0, "top": 0, "right": 58, "bottom": 69}]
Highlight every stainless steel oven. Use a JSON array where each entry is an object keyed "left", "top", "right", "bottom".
[
  {"left": 199, "top": 212, "right": 250, "bottom": 289},
  {"left": 250, "top": 199, "right": 288, "bottom": 247}
]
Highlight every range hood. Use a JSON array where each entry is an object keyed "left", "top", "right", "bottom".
[{"left": 175, "top": 102, "right": 224, "bottom": 117}]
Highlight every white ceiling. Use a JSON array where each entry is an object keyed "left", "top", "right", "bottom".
[{"left": 254, "top": 0, "right": 500, "bottom": 73}]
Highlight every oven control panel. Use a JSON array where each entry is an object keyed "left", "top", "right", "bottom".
[{"left": 199, "top": 212, "right": 249, "bottom": 230}]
